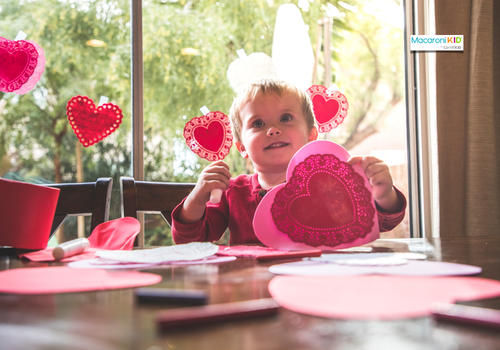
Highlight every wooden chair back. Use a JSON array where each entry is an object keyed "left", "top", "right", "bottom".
[
  {"left": 120, "top": 176, "right": 195, "bottom": 227},
  {"left": 45, "top": 177, "right": 113, "bottom": 236}
]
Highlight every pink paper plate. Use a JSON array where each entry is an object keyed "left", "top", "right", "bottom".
[
  {"left": 269, "top": 275, "right": 500, "bottom": 320},
  {"left": 0, "top": 266, "right": 161, "bottom": 295},
  {"left": 254, "top": 141, "right": 379, "bottom": 251}
]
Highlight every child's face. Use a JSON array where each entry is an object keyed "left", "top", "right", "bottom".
[{"left": 235, "top": 91, "right": 318, "bottom": 173}]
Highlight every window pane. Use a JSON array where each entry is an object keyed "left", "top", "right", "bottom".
[
  {"left": 0, "top": 0, "right": 132, "bottom": 243},
  {"left": 141, "top": 0, "right": 409, "bottom": 244}
]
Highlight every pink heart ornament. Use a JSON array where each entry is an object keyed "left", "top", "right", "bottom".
[
  {"left": 253, "top": 140, "right": 379, "bottom": 250},
  {"left": 0, "top": 37, "right": 45, "bottom": 95},
  {"left": 183, "top": 111, "right": 233, "bottom": 161},
  {"left": 307, "top": 85, "right": 348, "bottom": 133}
]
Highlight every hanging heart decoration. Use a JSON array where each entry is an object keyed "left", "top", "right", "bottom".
[
  {"left": 254, "top": 140, "right": 379, "bottom": 250},
  {"left": 306, "top": 85, "right": 348, "bottom": 133},
  {"left": 0, "top": 37, "right": 45, "bottom": 95},
  {"left": 66, "top": 95, "right": 123, "bottom": 147},
  {"left": 183, "top": 111, "right": 233, "bottom": 161}
]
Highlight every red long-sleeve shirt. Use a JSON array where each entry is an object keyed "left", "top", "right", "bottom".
[{"left": 172, "top": 173, "right": 407, "bottom": 245}]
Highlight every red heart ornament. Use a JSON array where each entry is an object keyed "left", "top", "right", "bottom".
[
  {"left": 66, "top": 96, "right": 123, "bottom": 147},
  {"left": 306, "top": 85, "right": 348, "bottom": 133},
  {"left": 0, "top": 37, "right": 45, "bottom": 94},
  {"left": 254, "top": 140, "right": 379, "bottom": 250},
  {"left": 183, "top": 111, "right": 233, "bottom": 161}
]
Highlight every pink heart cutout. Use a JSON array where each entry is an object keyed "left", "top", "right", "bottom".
[
  {"left": 0, "top": 37, "right": 45, "bottom": 95},
  {"left": 183, "top": 111, "right": 233, "bottom": 161},
  {"left": 66, "top": 95, "right": 123, "bottom": 147},
  {"left": 254, "top": 140, "right": 379, "bottom": 250},
  {"left": 307, "top": 85, "right": 348, "bottom": 133}
]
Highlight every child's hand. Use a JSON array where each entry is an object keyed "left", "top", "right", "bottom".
[
  {"left": 347, "top": 156, "right": 403, "bottom": 213},
  {"left": 178, "top": 160, "right": 231, "bottom": 224},
  {"left": 190, "top": 160, "right": 231, "bottom": 206}
]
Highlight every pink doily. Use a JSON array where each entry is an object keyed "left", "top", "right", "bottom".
[
  {"left": 306, "top": 85, "right": 348, "bottom": 133},
  {"left": 271, "top": 153, "right": 375, "bottom": 247},
  {"left": 183, "top": 111, "right": 233, "bottom": 161},
  {"left": 66, "top": 95, "right": 123, "bottom": 147},
  {"left": 254, "top": 140, "right": 379, "bottom": 251},
  {"left": 0, "top": 37, "right": 45, "bottom": 95}
]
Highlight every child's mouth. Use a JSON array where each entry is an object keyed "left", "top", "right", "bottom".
[{"left": 264, "top": 142, "right": 289, "bottom": 150}]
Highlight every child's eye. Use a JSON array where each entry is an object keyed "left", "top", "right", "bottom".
[
  {"left": 252, "top": 119, "right": 264, "bottom": 128},
  {"left": 280, "top": 114, "right": 293, "bottom": 122}
]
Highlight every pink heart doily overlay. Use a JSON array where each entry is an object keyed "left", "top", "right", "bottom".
[
  {"left": 0, "top": 37, "right": 45, "bottom": 95},
  {"left": 183, "top": 111, "right": 233, "bottom": 161},
  {"left": 254, "top": 141, "right": 379, "bottom": 250}
]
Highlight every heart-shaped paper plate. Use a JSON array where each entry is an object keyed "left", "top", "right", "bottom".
[
  {"left": 183, "top": 111, "right": 233, "bottom": 161},
  {"left": 0, "top": 37, "right": 46, "bottom": 95},
  {"left": 254, "top": 140, "right": 379, "bottom": 250},
  {"left": 66, "top": 95, "right": 123, "bottom": 147},
  {"left": 307, "top": 85, "right": 348, "bottom": 133}
]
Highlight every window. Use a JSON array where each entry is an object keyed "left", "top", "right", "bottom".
[{"left": 1, "top": 0, "right": 412, "bottom": 245}]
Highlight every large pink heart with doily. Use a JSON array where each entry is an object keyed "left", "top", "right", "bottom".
[
  {"left": 0, "top": 37, "right": 45, "bottom": 94},
  {"left": 307, "top": 85, "right": 348, "bottom": 133},
  {"left": 183, "top": 111, "right": 233, "bottom": 161},
  {"left": 66, "top": 95, "right": 123, "bottom": 147},
  {"left": 253, "top": 140, "right": 379, "bottom": 250}
]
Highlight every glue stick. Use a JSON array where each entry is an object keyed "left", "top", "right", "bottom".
[{"left": 52, "top": 237, "right": 90, "bottom": 260}]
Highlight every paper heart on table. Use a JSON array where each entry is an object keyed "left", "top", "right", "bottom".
[
  {"left": 0, "top": 37, "right": 45, "bottom": 94},
  {"left": 306, "top": 85, "right": 348, "bottom": 133},
  {"left": 183, "top": 111, "right": 233, "bottom": 161},
  {"left": 254, "top": 140, "right": 379, "bottom": 250},
  {"left": 66, "top": 95, "right": 123, "bottom": 147}
]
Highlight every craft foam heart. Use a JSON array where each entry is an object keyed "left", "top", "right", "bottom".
[
  {"left": 0, "top": 267, "right": 161, "bottom": 295},
  {"left": 183, "top": 111, "right": 233, "bottom": 161},
  {"left": 66, "top": 95, "right": 123, "bottom": 147},
  {"left": 268, "top": 275, "right": 500, "bottom": 319},
  {"left": 254, "top": 140, "right": 379, "bottom": 250},
  {"left": 306, "top": 85, "right": 349, "bottom": 133},
  {"left": 0, "top": 37, "right": 45, "bottom": 94},
  {"left": 96, "top": 242, "right": 219, "bottom": 264},
  {"left": 269, "top": 260, "right": 482, "bottom": 277},
  {"left": 0, "top": 178, "right": 59, "bottom": 250},
  {"left": 227, "top": 52, "right": 277, "bottom": 93}
]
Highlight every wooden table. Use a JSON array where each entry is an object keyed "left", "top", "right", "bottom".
[{"left": 1, "top": 237, "right": 500, "bottom": 350}]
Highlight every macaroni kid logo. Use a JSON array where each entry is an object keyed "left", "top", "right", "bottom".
[{"left": 410, "top": 35, "right": 464, "bottom": 51}]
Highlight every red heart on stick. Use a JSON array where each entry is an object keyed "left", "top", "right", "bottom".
[
  {"left": 307, "top": 85, "right": 349, "bottom": 133},
  {"left": 66, "top": 95, "right": 123, "bottom": 147},
  {"left": 183, "top": 111, "right": 233, "bottom": 161},
  {"left": 0, "top": 38, "right": 38, "bottom": 93}
]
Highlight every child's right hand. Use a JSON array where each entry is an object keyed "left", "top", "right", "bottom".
[
  {"left": 190, "top": 160, "right": 231, "bottom": 206},
  {"left": 178, "top": 160, "right": 231, "bottom": 224}
]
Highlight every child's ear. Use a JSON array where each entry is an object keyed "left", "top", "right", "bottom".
[
  {"left": 235, "top": 141, "right": 249, "bottom": 158},
  {"left": 308, "top": 127, "right": 319, "bottom": 141}
]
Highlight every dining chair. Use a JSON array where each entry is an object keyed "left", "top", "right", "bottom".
[
  {"left": 120, "top": 176, "right": 195, "bottom": 227},
  {"left": 45, "top": 177, "right": 113, "bottom": 236}
]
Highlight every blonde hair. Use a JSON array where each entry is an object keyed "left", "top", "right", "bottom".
[{"left": 229, "top": 77, "right": 316, "bottom": 143}]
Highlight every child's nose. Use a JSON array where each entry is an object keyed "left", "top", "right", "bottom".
[{"left": 267, "top": 126, "right": 281, "bottom": 136}]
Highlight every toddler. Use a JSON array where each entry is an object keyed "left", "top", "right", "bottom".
[{"left": 172, "top": 78, "right": 406, "bottom": 244}]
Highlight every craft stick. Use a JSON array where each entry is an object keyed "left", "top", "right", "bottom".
[
  {"left": 210, "top": 188, "right": 223, "bottom": 204},
  {"left": 157, "top": 298, "right": 280, "bottom": 330},
  {"left": 52, "top": 237, "right": 89, "bottom": 260},
  {"left": 136, "top": 288, "right": 208, "bottom": 305},
  {"left": 432, "top": 303, "right": 500, "bottom": 329}
]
